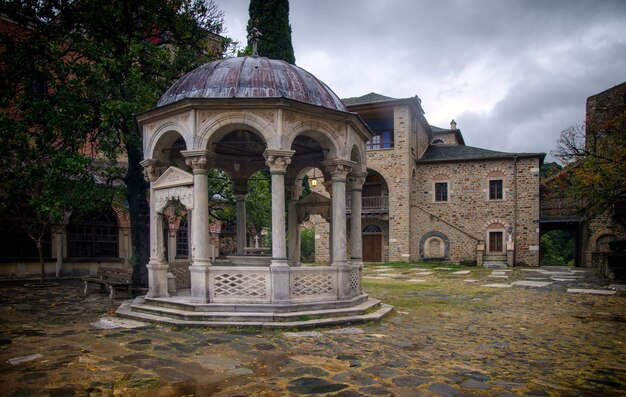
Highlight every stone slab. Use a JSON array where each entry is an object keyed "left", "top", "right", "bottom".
[
  {"left": 434, "top": 267, "right": 453, "bottom": 270},
  {"left": 483, "top": 283, "right": 512, "bottom": 288},
  {"left": 7, "top": 354, "right": 43, "bottom": 365},
  {"left": 551, "top": 278, "right": 579, "bottom": 282},
  {"left": 512, "top": 280, "right": 553, "bottom": 288},
  {"left": 451, "top": 270, "right": 471, "bottom": 275},
  {"left": 463, "top": 279, "right": 478, "bottom": 283},
  {"left": 91, "top": 316, "right": 150, "bottom": 330},
  {"left": 415, "top": 272, "right": 434, "bottom": 276},
  {"left": 406, "top": 279, "right": 427, "bottom": 283},
  {"left": 284, "top": 331, "right": 324, "bottom": 337},
  {"left": 567, "top": 289, "right": 616, "bottom": 295},
  {"left": 609, "top": 284, "right": 626, "bottom": 291},
  {"left": 488, "top": 275, "right": 509, "bottom": 279}
]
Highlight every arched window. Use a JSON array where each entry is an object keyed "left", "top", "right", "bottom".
[
  {"left": 68, "top": 211, "right": 118, "bottom": 258},
  {"left": 363, "top": 224, "right": 382, "bottom": 233}
]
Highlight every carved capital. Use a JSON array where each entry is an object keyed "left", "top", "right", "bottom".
[
  {"left": 347, "top": 172, "right": 368, "bottom": 191},
  {"left": 322, "top": 159, "right": 356, "bottom": 182},
  {"left": 181, "top": 149, "right": 211, "bottom": 174},
  {"left": 264, "top": 149, "right": 295, "bottom": 174},
  {"left": 140, "top": 159, "right": 169, "bottom": 182},
  {"left": 287, "top": 186, "right": 303, "bottom": 201}
]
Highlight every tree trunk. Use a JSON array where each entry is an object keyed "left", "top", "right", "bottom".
[{"left": 126, "top": 136, "right": 150, "bottom": 288}]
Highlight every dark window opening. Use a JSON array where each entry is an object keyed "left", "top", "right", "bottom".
[
  {"left": 435, "top": 182, "right": 448, "bottom": 202},
  {"left": 176, "top": 218, "right": 189, "bottom": 258},
  {"left": 489, "top": 179, "right": 503, "bottom": 200},
  {"left": 0, "top": 223, "right": 51, "bottom": 260},
  {"left": 68, "top": 211, "right": 118, "bottom": 258}
]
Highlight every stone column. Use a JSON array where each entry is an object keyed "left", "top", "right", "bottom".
[
  {"left": 323, "top": 181, "right": 334, "bottom": 264},
  {"left": 182, "top": 150, "right": 212, "bottom": 302},
  {"left": 234, "top": 184, "right": 248, "bottom": 255},
  {"left": 323, "top": 160, "right": 354, "bottom": 267},
  {"left": 287, "top": 186, "right": 303, "bottom": 266},
  {"left": 141, "top": 159, "right": 169, "bottom": 298},
  {"left": 348, "top": 172, "right": 367, "bottom": 267},
  {"left": 264, "top": 149, "right": 295, "bottom": 303}
]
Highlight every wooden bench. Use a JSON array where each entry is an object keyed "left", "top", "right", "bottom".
[{"left": 83, "top": 266, "right": 133, "bottom": 299}]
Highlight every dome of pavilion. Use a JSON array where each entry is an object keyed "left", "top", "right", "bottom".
[{"left": 157, "top": 56, "right": 347, "bottom": 111}]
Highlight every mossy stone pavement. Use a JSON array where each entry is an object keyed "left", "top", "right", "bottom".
[{"left": 1, "top": 264, "right": 625, "bottom": 396}]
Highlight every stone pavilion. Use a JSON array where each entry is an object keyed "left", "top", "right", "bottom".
[{"left": 118, "top": 56, "right": 393, "bottom": 327}]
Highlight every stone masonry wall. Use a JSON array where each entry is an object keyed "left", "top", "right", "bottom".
[
  {"left": 412, "top": 157, "right": 541, "bottom": 266},
  {"left": 366, "top": 105, "right": 413, "bottom": 262}
]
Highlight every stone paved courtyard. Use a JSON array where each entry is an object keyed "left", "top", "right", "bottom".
[{"left": 1, "top": 264, "right": 625, "bottom": 396}]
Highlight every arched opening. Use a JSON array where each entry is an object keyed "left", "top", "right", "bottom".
[
  {"left": 540, "top": 229, "right": 576, "bottom": 266},
  {"left": 361, "top": 170, "right": 389, "bottom": 214},
  {"left": 67, "top": 211, "right": 118, "bottom": 259},
  {"left": 152, "top": 130, "right": 187, "bottom": 165}
]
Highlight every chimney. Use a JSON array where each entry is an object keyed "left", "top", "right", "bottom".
[{"left": 450, "top": 119, "right": 457, "bottom": 130}]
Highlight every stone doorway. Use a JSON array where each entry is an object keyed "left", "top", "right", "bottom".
[{"left": 363, "top": 224, "right": 382, "bottom": 262}]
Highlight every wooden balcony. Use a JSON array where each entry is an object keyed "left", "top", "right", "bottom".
[{"left": 346, "top": 196, "right": 389, "bottom": 214}]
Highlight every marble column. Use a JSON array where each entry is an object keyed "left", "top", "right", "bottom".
[
  {"left": 234, "top": 185, "right": 247, "bottom": 255},
  {"left": 140, "top": 159, "right": 170, "bottom": 298},
  {"left": 264, "top": 149, "right": 294, "bottom": 303},
  {"left": 287, "top": 186, "right": 302, "bottom": 266},
  {"left": 323, "top": 159, "right": 355, "bottom": 300},
  {"left": 348, "top": 172, "right": 367, "bottom": 266},
  {"left": 323, "top": 181, "right": 334, "bottom": 264},
  {"left": 182, "top": 150, "right": 212, "bottom": 302}
]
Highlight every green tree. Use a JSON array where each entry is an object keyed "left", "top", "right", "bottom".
[
  {"left": 245, "top": 0, "right": 296, "bottom": 64},
  {"left": 555, "top": 111, "right": 626, "bottom": 215},
  {"left": 1, "top": 0, "right": 230, "bottom": 286},
  {"left": 246, "top": 171, "right": 272, "bottom": 236}
]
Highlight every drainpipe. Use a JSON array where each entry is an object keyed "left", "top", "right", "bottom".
[{"left": 513, "top": 155, "right": 518, "bottom": 266}]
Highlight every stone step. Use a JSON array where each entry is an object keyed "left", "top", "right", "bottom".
[
  {"left": 483, "top": 262, "right": 508, "bottom": 268},
  {"left": 116, "top": 299, "right": 394, "bottom": 329},
  {"left": 145, "top": 293, "right": 370, "bottom": 313},
  {"left": 127, "top": 297, "right": 382, "bottom": 323}
]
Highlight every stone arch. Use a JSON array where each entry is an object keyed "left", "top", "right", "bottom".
[
  {"left": 485, "top": 167, "right": 506, "bottom": 178},
  {"left": 284, "top": 119, "right": 342, "bottom": 160},
  {"left": 419, "top": 231, "right": 450, "bottom": 260},
  {"left": 146, "top": 122, "right": 191, "bottom": 161},
  {"left": 349, "top": 144, "right": 366, "bottom": 174},
  {"left": 595, "top": 233, "right": 616, "bottom": 252},
  {"left": 112, "top": 206, "right": 130, "bottom": 228},
  {"left": 197, "top": 111, "right": 276, "bottom": 150}
]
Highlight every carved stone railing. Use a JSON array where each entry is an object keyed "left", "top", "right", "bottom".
[{"left": 205, "top": 264, "right": 362, "bottom": 304}]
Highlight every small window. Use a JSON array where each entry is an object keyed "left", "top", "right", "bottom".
[
  {"left": 435, "top": 182, "right": 448, "bottom": 202},
  {"left": 489, "top": 179, "right": 503, "bottom": 200},
  {"left": 176, "top": 219, "right": 189, "bottom": 258},
  {"left": 366, "top": 129, "right": 394, "bottom": 149}
]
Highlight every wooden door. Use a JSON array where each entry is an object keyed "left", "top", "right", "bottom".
[
  {"left": 489, "top": 231, "right": 504, "bottom": 253},
  {"left": 363, "top": 234, "right": 382, "bottom": 262}
]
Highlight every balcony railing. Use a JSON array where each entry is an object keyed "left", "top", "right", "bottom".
[{"left": 346, "top": 196, "right": 389, "bottom": 214}]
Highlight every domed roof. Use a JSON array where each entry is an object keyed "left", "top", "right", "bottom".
[{"left": 157, "top": 56, "right": 346, "bottom": 111}]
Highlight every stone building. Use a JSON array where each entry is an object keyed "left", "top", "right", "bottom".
[
  {"left": 540, "top": 82, "right": 626, "bottom": 276},
  {"left": 314, "top": 93, "right": 544, "bottom": 267}
]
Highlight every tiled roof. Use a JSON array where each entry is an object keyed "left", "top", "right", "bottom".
[
  {"left": 342, "top": 92, "right": 395, "bottom": 106},
  {"left": 419, "top": 144, "right": 544, "bottom": 162}
]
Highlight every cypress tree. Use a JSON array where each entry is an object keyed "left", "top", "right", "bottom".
[{"left": 246, "top": 0, "right": 296, "bottom": 64}]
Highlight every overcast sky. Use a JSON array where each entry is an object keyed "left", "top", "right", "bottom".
[{"left": 214, "top": 0, "right": 626, "bottom": 160}]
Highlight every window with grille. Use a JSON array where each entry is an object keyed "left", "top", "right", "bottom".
[
  {"left": 435, "top": 182, "right": 448, "bottom": 202},
  {"left": 68, "top": 212, "right": 118, "bottom": 258},
  {"left": 489, "top": 179, "right": 503, "bottom": 200},
  {"left": 0, "top": 223, "right": 51, "bottom": 260},
  {"left": 176, "top": 219, "right": 189, "bottom": 258}
]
